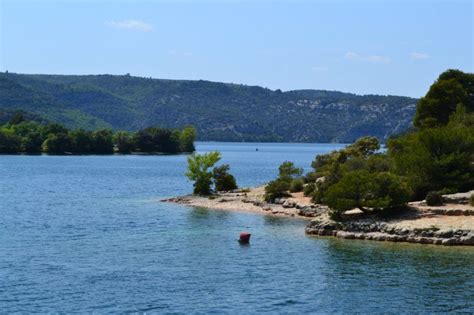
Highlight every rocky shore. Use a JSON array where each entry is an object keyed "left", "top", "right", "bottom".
[
  {"left": 305, "top": 214, "right": 474, "bottom": 246},
  {"left": 163, "top": 188, "right": 474, "bottom": 246}
]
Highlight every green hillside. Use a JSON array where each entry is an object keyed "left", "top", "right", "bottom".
[{"left": 0, "top": 72, "right": 418, "bottom": 142}]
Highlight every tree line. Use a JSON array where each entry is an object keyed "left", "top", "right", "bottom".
[
  {"left": 0, "top": 115, "right": 196, "bottom": 154},
  {"left": 263, "top": 69, "right": 474, "bottom": 220}
]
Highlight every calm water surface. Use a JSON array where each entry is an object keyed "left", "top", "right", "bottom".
[{"left": 1, "top": 142, "right": 473, "bottom": 313}]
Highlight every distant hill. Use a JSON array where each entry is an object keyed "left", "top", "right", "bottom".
[{"left": 0, "top": 72, "right": 417, "bottom": 142}]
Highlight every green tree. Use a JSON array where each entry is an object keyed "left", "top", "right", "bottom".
[
  {"left": 345, "top": 136, "right": 380, "bottom": 157},
  {"left": 23, "top": 132, "right": 43, "bottom": 153},
  {"left": 414, "top": 70, "right": 474, "bottom": 128},
  {"left": 388, "top": 123, "right": 474, "bottom": 199},
  {"left": 40, "top": 123, "right": 69, "bottom": 139},
  {"left": 278, "top": 161, "right": 303, "bottom": 182},
  {"left": 92, "top": 129, "right": 114, "bottom": 154},
  {"left": 114, "top": 131, "right": 135, "bottom": 153},
  {"left": 0, "top": 129, "right": 21, "bottom": 153},
  {"left": 212, "top": 164, "right": 238, "bottom": 192},
  {"left": 42, "top": 133, "right": 72, "bottom": 154},
  {"left": 69, "top": 129, "right": 94, "bottom": 153},
  {"left": 325, "top": 170, "right": 411, "bottom": 218},
  {"left": 185, "top": 151, "right": 221, "bottom": 195},
  {"left": 180, "top": 126, "right": 197, "bottom": 152}
]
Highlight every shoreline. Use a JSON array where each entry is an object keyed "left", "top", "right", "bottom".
[{"left": 163, "top": 187, "right": 474, "bottom": 246}]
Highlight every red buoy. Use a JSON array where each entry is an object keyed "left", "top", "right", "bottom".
[{"left": 239, "top": 232, "right": 251, "bottom": 243}]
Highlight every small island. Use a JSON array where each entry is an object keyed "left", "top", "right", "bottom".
[
  {"left": 166, "top": 69, "right": 474, "bottom": 246},
  {"left": 0, "top": 116, "right": 196, "bottom": 154}
]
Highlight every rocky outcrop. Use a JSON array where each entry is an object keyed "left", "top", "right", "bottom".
[
  {"left": 442, "top": 191, "right": 474, "bottom": 205},
  {"left": 305, "top": 217, "right": 474, "bottom": 246}
]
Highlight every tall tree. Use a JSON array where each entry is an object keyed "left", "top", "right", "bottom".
[{"left": 414, "top": 69, "right": 473, "bottom": 128}]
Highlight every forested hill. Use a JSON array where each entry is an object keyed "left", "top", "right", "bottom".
[{"left": 0, "top": 72, "right": 417, "bottom": 142}]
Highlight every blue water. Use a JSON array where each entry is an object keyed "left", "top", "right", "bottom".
[{"left": 1, "top": 142, "right": 473, "bottom": 313}]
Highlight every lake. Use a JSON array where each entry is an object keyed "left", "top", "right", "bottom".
[{"left": 1, "top": 142, "right": 473, "bottom": 313}]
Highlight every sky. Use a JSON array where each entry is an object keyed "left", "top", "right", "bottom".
[{"left": 0, "top": 0, "right": 472, "bottom": 97}]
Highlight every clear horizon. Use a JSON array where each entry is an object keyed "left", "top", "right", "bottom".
[{"left": 1, "top": 0, "right": 472, "bottom": 98}]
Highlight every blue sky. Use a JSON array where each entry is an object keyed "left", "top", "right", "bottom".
[{"left": 0, "top": 0, "right": 472, "bottom": 97}]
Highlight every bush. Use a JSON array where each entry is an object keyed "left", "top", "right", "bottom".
[
  {"left": 303, "top": 182, "right": 316, "bottom": 196},
  {"left": 470, "top": 194, "right": 474, "bottom": 207},
  {"left": 185, "top": 151, "right": 221, "bottom": 195},
  {"left": 325, "top": 170, "right": 411, "bottom": 220},
  {"left": 264, "top": 179, "right": 290, "bottom": 202},
  {"left": 289, "top": 178, "right": 304, "bottom": 193},
  {"left": 213, "top": 164, "right": 238, "bottom": 192},
  {"left": 425, "top": 191, "right": 444, "bottom": 206}
]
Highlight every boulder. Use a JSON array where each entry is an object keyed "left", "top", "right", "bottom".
[
  {"left": 282, "top": 200, "right": 296, "bottom": 208},
  {"left": 442, "top": 190, "right": 474, "bottom": 204}
]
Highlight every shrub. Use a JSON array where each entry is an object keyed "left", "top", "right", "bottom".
[
  {"left": 325, "top": 170, "right": 411, "bottom": 220},
  {"left": 289, "top": 178, "right": 304, "bottom": 193},
  {"left": 264, "top": 179, "right": 290, "bottom": 202},
  {"left": 470, "top": 194, "right": 474, "bottom": 207},
  {"left": 185, "top": 151, "right": 221, "bottom": 195},
  {"left": 213, "top": 164, "right": 238, "bottom": 192},
  {"left": 425, "top": 191, "right": 444, "bottom": 206},
  {"left": 303, "top": 182, "right": 316, "bottom": 196}
]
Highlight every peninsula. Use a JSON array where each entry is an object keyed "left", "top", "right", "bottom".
[{"left": 166, "top": 69, "right": 474, "bottom": 246}]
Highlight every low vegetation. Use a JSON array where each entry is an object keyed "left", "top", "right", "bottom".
[
  {"left": 186, "top": 151, "right": 238, "bottom": 195},
  {"left": 213, "top": 164, "right": 238, "bottom": 192},
  {"left": 425, "top": 191, "right": 444, "bottom": 206},
  {"left": 264, "top": 161, "right": 303, "bottom": 202},
  {"left": 0, "top": 114, "right": 196, "bottom": 154},
  {"left": 264, "top": 69, "right": 474, "bottom": 220}
]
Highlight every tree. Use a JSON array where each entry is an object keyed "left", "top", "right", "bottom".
[
  {"left": 40, "top": 123, "right": 69, "bottom": 139},
  {"left": 69, "top": 129, "right": 94, "bottom": 153},
  {"left": 278, "top": 161, "right": 303, "bottom": 182},
  {"left": 133, "top": 128, "right": 154, "bottom": 152},
  {"left": 0, "top": 129, "right": 21, "bottom": 153},
  {"left": 114, "top": 131, "right": 135, "bottom": 153},
  {"left": 414, "top": 69, "right": 474, "bottom": 128},
  {"left": 213, "top": 164, "right": 238, "bottom": 192},
  {"left": 345, "top": 136, "right": 380, "bottom": 157},
  {"left": 387, "top": 123, "right": 474, "bottom": 199},
  {"left": 185, "top": 151, "right": 221, "bottom": 195},
  {"left": 42, "top": 133, "right": 72, "bottom": 154},
  {"left": 325, "top": 170, "right": 411, "bottom": 219},
  {"left": 23, "top": 132, "right": 43, "bottom": 153},
  {"left": 180, "top": 126, "right": 197, "bottom": 152},
  {"left": 92, "top": 129, "right": 114, "bottom": 154}
]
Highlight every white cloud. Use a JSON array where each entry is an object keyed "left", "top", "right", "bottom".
[
  {"left": 410, "top": 52, "right": 430, "bottom": 60},
  {"left": 311, "top": 66, "right": 329, "bottom": 72},
  {"left": 105, "top": 20, "right": 153, "bottom": 32},
  {"left": 344, "top": 51, "right": 391, "bottom": 64}
]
